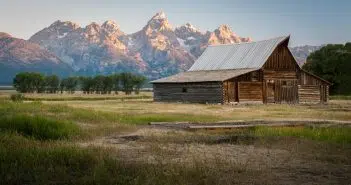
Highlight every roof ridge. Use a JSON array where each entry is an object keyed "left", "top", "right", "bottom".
[
  {"left": 208, "top": 35, "right": 289, "bottom": 47},
  {"left": 186, "top": 68, "right": 259, "bottom": 72}
]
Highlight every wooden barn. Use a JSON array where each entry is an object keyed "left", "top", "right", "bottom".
[{"left": 151, "top": 36, "right": 331, "bottom": 104}]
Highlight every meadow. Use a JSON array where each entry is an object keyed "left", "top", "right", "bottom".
[{"left": 0, "top": 92, "right": 350, "bottom": 185}]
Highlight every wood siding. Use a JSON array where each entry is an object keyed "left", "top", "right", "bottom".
[
  {"left": 238, "top": 82, "right": 263, "bottom": 102},
  {"left": 320, "top": 85, "right": 329, "bottom": 103},
  {"left": 223, "top": 70, "right": 262, "bottom": 103},
  {"left": 263, "top": 44, "right": 298, "bottom": 71},
  {"left": 223, "top": 81, "right": 237, "bottom": 102},
  {"left": 300, "top": 70, "right": 326, "bottom": 86},
  {"left": 153, "top": 82, "right": 223, "bottom": 103},
  {"left": 299, "top": 71, "right": 329, "bottom": 103},
  {"left": 298, "top": 85, "right": 321, "bottom": 103},
  {"left": 264, "top": 70, "right": 297, "bottom": 80},
  {"left": 262, "top": 44, "right": 299, "bottom": 104},
  {"left": 274, "top": 80, "right": 299, "bottom": 104}
]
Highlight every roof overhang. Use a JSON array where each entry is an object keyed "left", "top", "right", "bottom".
[
  {"left": 301, "top": 69, "right": 333, "bottom": 85},
  {"left": 151, "top": 68, "right": 259, "bottom": 83}
]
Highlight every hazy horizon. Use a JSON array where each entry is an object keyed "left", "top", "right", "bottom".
[{"left": 1, "top": 0, "right": 350, "bottom": 47}]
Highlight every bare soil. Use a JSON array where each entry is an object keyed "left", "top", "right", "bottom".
[{"left": 80, "top": 127, "right": 351, "bottom": 185}]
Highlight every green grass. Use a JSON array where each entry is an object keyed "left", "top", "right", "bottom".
[
  {"left": 0, "top": 115, "right": 80, "bottom": 140},
  {"left": 330, "top": 95, "right": 351, "bottom": 100},
  {"left": 22, "top": 95, "right": 152, "bottom": 101},
  {"left": 250, "top": 126, "right": 351, "bottom": 144},
  {"left": 0, "top": 134, "right": 250, "bottom": 185},
  {"left": 0, "top": 101, "right": 221, "bottom": 126}
]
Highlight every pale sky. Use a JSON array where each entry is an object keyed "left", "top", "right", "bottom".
[{"left": 0, "top": 0, "right": 350, "bottom": 46}]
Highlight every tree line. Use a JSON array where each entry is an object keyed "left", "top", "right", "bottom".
[
  {"left": 13, "top": 72, "right": 147, "bottom": 94},
  {"left": 303, "top": 43, "right": 351, "bottom": 95}
]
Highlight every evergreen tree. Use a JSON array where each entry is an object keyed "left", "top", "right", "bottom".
[{"left": 303, "top": 43, "right": 351, "bottom": 95}]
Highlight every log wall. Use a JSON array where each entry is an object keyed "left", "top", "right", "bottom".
[
  {"left": 238, "top": 82, "right": 263, "bottom": 102},
  {"left": 299, "top": 71, "right": 330, "bottom": 103},
  {"left": 153, "top": 82, "right": 223, "bottom": 103},
  {"left": 300, "top": 70, "right": 325, "bottom": 86},
  {"left": 298, "top": 85, "right": 321, "bottom": 103},
  {"left": 264, "top": 70, "right": 297, "bottom": 80}
]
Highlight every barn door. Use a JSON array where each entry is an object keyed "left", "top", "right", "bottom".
[
  {"left": 224, "top": 81, "right": 237, "bottom": 103},
  {"left": 228, "top": 81, "right": 235, "bottom": 102},
  {"left": 275, "top": 80, "right": 298, "bottom": 104}
]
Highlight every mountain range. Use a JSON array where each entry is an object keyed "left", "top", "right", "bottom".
[{"left": 0, "top": 11, "right": 320, "bottom": 84}]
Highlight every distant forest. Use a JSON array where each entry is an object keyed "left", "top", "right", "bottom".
[{"left": 13, "top": 72, "right": 146, "bottom": 95}]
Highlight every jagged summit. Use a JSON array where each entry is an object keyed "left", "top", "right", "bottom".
[
  {"left": 176, "top": 23, "right": 201, "bottom": 33},
  {"left": 101, "top": 20, "right": 122, "bottom": 35},
  {"left": 145, "top": 11, "right": 172, "bottom": 32},
  {"left": 102, "top": 20, "right": 119, "bottom": 29},
  {"left": 185, "top": 23, "right": 199, "bottom": 31},
  {"left": 218, "top": 24, "right": 232, "bottom": 31},
  {"left": 85, "top": 22, "right": 100, "bottom": 28},
  {"left": 50, "top": 20, "right": 80, "bottom": 29},
  {"left": 151, "top": 10, "right": 167, "bottom": 20},
  {"left": 27, "top": 11, "right": 252, "bottom": 80},
  {"left": 215, "top": 24, "right": 237, "bottom": 36}
]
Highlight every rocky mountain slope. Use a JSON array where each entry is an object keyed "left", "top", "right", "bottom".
[
  {"left": 29, "top": 11, "right": 251, "bottom": 79},
  {"left": 1, "top": 11, "right": 320, "bottom": 83},
  {"left": 0, "top": 32, "right": 72, "bottom": 84},
  {"left": 289, "top": 45, "right": 322, "bottom": 66}
]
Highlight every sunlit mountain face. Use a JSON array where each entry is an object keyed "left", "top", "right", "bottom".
[{"left": 1, "top": 11, "right": 317, "bottom": 83}]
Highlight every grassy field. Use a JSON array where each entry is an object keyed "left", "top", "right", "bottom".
[{"left": 0, "top": 92, "right": 350, "bottom": 184}]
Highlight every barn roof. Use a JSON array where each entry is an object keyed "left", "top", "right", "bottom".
[
  {"left": 152, "top": 36, "right": 291, "bottom": 84},
  {"left": 151, "top": 68, "right": 258, "bottom": 83},
  {"left": 189, "top": 36, "right": 290, "bottom": 71}
]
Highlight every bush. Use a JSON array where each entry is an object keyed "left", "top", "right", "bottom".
[
  {"left": 0, "top": 115, "right": 79, "bottom": 140},
  {"left": 10, "top": 94, "right": 25, "bottom": 102}
]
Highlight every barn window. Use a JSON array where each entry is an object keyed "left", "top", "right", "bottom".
[
  {"left": 251, "top": 72, "right": 258, "bottom": 81},
  {"left": 182, "top": 87, "right": 187, "bottom": 93}
]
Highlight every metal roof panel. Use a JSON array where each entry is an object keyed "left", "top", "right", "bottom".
[{"left": 188, "top": 36, "right": 289, "bottom": 71}]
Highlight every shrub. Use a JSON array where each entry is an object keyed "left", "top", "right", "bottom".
[
  {"left": 0, "top": 115, "right": 79, "bottom": 140},
  {"left": 10, "top": 94, "right": 25, "bottom": 102}
]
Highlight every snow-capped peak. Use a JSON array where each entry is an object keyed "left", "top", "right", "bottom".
[
  {"left": 184, "top": 23, "right": 199, "bottom": 32},
  {"left": 145, "top": 11, "right": 172, "bottom": 32},
  {"left": 218, "top": 24, "right": 232, "bottom": 32},
  {"left": 102, "top": 20, "right": 121, "bottom": 33},
  {"left": 151, "top": 10, "right": 167, "bottom": 20},
  {"left": 50, "top": 20, "right": 80, "bottom": 29},
  {"left": 102, "top": 20, "right": 119, "bottom": 28}
]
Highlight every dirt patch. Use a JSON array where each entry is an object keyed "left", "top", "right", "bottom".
[{"left": 79, "top": 127, "right": 351, "bottom": 184}]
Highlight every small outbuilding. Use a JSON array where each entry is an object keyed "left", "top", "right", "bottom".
[{"left": 151, "top": 36, "right": 331, "bottom": 104}]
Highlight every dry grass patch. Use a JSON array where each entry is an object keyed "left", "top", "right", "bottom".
[{"left": 46, "top": 99, "right": 351, "bottom": 121}]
